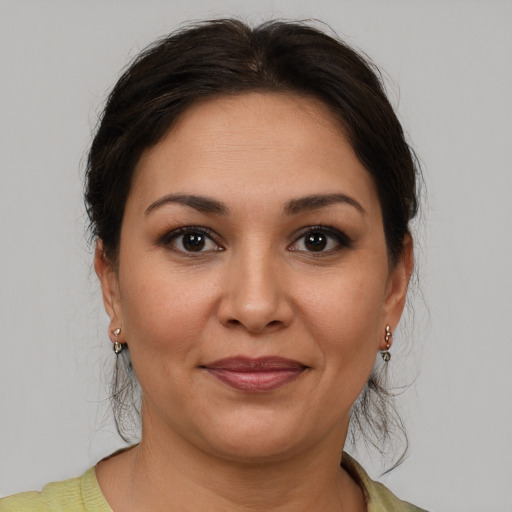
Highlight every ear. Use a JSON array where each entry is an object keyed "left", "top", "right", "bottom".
[
  {"left": 94, "top": 240, "right": 123, "bottom": 342},
  {"left": 382, "top": 234, "right": 414, "bottom": 342}
]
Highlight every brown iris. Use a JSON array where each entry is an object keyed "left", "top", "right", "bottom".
[
  {"left": 305, "top": 233, "right": 327, "bottom": 251},
  {"left": 182, "top": 233, "right": 206, "bottom": 251}
]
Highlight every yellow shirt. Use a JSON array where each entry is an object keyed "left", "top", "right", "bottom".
[{"left": 0, "top": 454, "right": 427, "bottom": 511}]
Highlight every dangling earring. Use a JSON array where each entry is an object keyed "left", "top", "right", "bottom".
[
  {"left": 112, "top": 327, "right": 124, "bottom": 354},
  {"left": 381, "top": 325, "right": 392, "bottom": 362}
]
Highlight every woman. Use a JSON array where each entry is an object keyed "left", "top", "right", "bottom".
[{"left": 0, "top": 19, "right": 426, "bottom": 511}]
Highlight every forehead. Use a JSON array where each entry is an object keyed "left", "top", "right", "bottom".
[{"left": 130, "top": 92, "right": 380, "bottom": 218}]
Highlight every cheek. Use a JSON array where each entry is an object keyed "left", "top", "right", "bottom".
[
  {"left": 118, "top": 264, "right": 218, "bottom": 359},
  {"left": 296, "top": 263, "right": 387, "bottom": 371},
  {"left": 117, "top": 267, "right": 221, "bottom": 412}
]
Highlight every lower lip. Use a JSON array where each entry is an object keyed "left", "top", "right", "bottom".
[{"left": 206, "top": 368, "right": 305, "bottom": 392}]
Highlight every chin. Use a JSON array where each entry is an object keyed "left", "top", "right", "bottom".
[
  {"left": 191, "top": 411, "right": 323, "bottom": 464},
  {"left": 205, "top": 435, "right": 305, "bottom": 464}
]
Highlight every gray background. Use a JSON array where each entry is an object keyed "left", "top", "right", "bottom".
[{"left": 1, "top": 1, "right": 511, "bottom": 511}]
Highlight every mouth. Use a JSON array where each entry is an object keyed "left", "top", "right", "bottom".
[{"left": 202, "top": 357, "right": 308, "bottom": 392}]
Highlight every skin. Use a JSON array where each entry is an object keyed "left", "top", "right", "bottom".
[{"left": 95, "top": 92, "right": 413, "bottom": 511}]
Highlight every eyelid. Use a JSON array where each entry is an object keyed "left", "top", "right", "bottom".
[
  {"left": 158, "top": 226, "right": 224, "bottom": 253},
  {"left": 157, "top": 224, "right": 351, "bottom": 255},
  {"left": 288, "top": 225, "right": 353, "bottom": 253}
]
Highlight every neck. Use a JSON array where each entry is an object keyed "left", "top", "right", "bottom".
[
  {"left": 104, "top": 419, "right": 365, "bottom": 512},
  {"left": 96, "top": 407, "right": 366, "bottom": 512}
]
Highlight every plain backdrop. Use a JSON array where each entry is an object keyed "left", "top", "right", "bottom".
[{"left": 1, "top": 1, "right": 511, "bottom": 511}]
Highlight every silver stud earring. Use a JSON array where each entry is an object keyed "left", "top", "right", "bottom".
[
  {"left": 112, "top": 328, "right": 124, "bottom": 354},
  {"left": 381, "top": 325, "right": 392, "bottom": 362}
]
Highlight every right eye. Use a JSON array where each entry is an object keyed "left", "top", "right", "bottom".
[{"left": 160, "top": 227, "right": 223, "bottom": 254}]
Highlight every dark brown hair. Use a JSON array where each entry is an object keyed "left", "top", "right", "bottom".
[{"left": 85, "top": 19, "right": 420, "bottom": 462}]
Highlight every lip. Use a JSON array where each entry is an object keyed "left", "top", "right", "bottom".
[{"left": 202, "top": 357, "right": 307, "bottom": 392}]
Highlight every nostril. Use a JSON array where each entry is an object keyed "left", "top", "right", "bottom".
[
  {"left": 224, "top": 317, "right": 283, "bottom": 332},
  {"left": 217, "top": 289, "right": 293, "bottom": 333}
]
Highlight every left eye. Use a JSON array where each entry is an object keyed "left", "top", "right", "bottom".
[{"left": 290, "top": 227, "right": 350, "bottom": 253}]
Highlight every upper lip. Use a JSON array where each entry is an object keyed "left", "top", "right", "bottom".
[{"left": 202, "top": 356, "right": 307, "bottom": 372}]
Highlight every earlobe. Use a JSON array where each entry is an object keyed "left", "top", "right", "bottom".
[{"left": 94, "top": 240, "right": 123, "bottom": 331}]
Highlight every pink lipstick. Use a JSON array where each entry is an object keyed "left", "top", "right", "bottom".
[{"left": 203, "top": 357, "right": 307, "bottom": 392}]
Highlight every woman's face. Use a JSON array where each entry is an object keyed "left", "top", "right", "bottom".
[{"left": 97, "top": 93, "right": 411, "bottom": 462}]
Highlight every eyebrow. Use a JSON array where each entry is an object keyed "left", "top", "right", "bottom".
[
  {"left": 144, "top": 192, "right": 366, "bottom": 217},
  {"left": 145, "top": 194, "right": 230, "bottom": 216},
  {"left": 284, "top": 193, "right": 367, "bottom": 216}
]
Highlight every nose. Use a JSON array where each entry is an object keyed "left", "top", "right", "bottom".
[{"left": 217, "top": 245, "right": 293, "bottom": 334}]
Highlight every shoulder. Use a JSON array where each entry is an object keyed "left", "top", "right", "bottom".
[
  {"left": 366, "top": 480, "right": 428, "bottom": 512},
  {"left": 0, "top": 491, "right": 47, "bottom": 512},
  {"left": 342, "top": 453, "right": 429, "bottom": 512},
  {"left": 0, "top": 467, "right": 111, "bottom": 512}
]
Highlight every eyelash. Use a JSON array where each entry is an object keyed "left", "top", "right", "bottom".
[
  {"left": 289, "top": 225, "right": 353, "bottom": 256},
  {"left": 158, "top": 225, "right": 352, "bottom": 255},
  {"left": 158, "top": 226, "right": 222, "bottom": 254}
]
